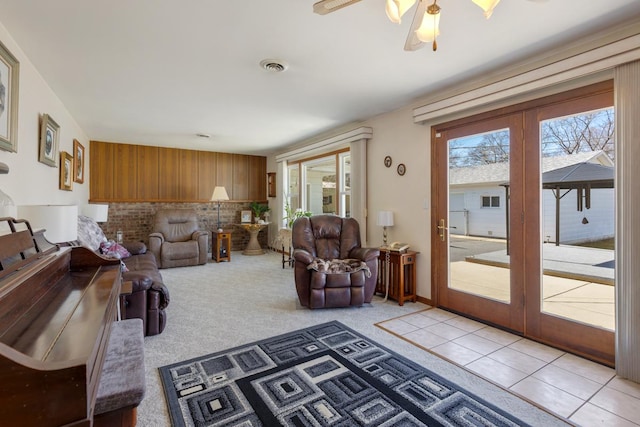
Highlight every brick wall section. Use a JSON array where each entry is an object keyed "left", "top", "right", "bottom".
[{"left": 99, "top": 202, "right": 269, "bottom": 252}]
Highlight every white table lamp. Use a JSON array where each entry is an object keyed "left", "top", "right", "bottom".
[{"left": 377, "top": 211, "right": 394, "bottom": 247}]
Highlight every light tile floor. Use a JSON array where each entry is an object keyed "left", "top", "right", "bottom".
[{"left": 377, "top": 308, "right": 640, "bottom": 426}]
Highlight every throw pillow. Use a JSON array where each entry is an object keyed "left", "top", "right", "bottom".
[
  {"left": 77, "top": 215, "right": 108, "bottom": 251},
  {"left": 100, "top": 240, "right": 131, "bottom": 260}
]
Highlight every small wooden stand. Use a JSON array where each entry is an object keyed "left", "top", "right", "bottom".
[
  {"left": 212, "top": 230, "right": 231, "bottom": 262},
  {"left": 376, "top": 249, "right": 418, "bottom": 306}
]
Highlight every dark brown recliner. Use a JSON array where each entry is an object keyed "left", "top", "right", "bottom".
[
  {"left": 149, "top": 209, "right": 208, "bottom": 269},
  {"left": 292, "top": 215, "right": 379, "bottom": 309}
]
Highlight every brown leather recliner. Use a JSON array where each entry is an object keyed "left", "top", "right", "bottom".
[
  {"left": 149, "top": 209, "right": 208, "bottom": 269},
  {"left": 292, "top": 215, "right": 379, "bottom": 309}
]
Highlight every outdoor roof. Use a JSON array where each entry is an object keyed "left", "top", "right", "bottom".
[
  {"left": 542, "top": 162, "right": 614, "bottom": 189},
  {"left": 449, "top": 151, "right": 610, "bottom": 186}
]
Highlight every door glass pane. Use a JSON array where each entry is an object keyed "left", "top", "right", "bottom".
[
  {"left": 540, "top": 107, "right": 615, "bottom": 330},
  {"left": 302, "top": 156, "right": 336, "bottom": 215},
  {"left": 448, "top": 130, "right": 511, "bottom": 302}
]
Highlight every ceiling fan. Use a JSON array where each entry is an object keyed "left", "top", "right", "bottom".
[{"left": 313, "top": 0, "right": 503, "bottom": 52}]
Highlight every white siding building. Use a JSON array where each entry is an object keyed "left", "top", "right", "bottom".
[{"left": 449, "top": 151, "right": 614, "bottom": 244}]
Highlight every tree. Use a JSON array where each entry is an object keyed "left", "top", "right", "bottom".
[
  {"left": 449, "top": 130, "right": 509, "bottom": 168},
  {"left": 449, "top": 107, "right": 615, "bottom": 168},
  {"left": 541, "top": 108, "right": 615, "bottom": 159}
]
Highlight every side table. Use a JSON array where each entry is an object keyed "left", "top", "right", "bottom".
[
  {"left": 212, "top": 230, "right": 231, "bottom": 262},
  {"left": 237, "top": 223, "right": 269, "bottom": 255},
  {"left": 376, "top": 249, "right": 418, "bottom": 306}
]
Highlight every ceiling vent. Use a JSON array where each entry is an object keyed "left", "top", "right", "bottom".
[{"left": 260, "top": 59, "right": 289, "bottom": 73}]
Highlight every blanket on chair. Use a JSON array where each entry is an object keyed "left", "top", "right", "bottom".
[{"left": 307, "top": 258, "right": 371, "bottom": 277}]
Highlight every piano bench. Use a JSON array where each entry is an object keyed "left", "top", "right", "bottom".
[{"left": 94, "top": 318, "right": 146, "bottom": 427}]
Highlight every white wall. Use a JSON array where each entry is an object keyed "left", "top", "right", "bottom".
[
  {"left": 0, "top": 21, "right": 89, "bottom": 208},
  {"left": 365, "top": 106, "right": 431, "bottom": 299}
]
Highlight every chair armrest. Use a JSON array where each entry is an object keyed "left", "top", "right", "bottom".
[
  {"left": 293, "top": 248, "right": 314, "bottom": 264},
  {"left": 191, "top": 230, "right": 208, "bottom": 240},
  {"left": 122, "top": 241, "right": 147, "bottom": 255},
  {"left": 121, "top": 272, "right": 153, "bottom": 293},
  {"left": 148, "top": 233, "right": 164, "bottom": 260},
  {"left": 150, "top": 282, "right": 171, "bottom": 310},
  {"left": 349, "top": 247, "right": 380, "bottom": 262}
]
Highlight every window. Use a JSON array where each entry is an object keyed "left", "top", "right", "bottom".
[
  {"left": 285, "top": 149, "right": 350, "bottom": 223},
  {"left": 481, "top": 196, "right": 500, "bottom": 208}
]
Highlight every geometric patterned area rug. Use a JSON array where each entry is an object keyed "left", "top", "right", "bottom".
[{"left": 159, "top": 321, "right": 530, "bottom": 426}]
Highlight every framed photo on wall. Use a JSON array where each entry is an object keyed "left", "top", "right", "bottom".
[
  {"left": 59, "top": 151, "right": 73, "bottom": 191},
  {"left": 73, "top": 139, "right": 84, "bottom": 183},
  {"left": 0, "top": 39, "right": 19, "bottom": 153},
  {"left": 39, "top": 113, "right": 60, "bottom": 167}
]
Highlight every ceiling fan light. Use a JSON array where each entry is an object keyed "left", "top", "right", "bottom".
[
  {"left": 471, "top": 0, "right": 501, "bottom": 19},
  {"left": 415, "top": 8, "right": 440, "bottom": 43},
  {"left": 385, "top": 0, "right": 416, "bottom": 24},
  {"left": 313, "top": 0, "right": 362, "bottom": 15}
]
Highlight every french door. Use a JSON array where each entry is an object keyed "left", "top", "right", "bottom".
[{"left": 431, "top": 82, "right": 615, "bottom": 366}]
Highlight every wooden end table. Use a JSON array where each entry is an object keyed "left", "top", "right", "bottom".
[{"left": 212, "top": 230, "right": 231, "bottom": 262}]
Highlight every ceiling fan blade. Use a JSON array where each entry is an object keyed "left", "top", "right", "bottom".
[
  {"left": 313, "top": 0, "right": 362, "bottom": 15},
  {"left": 404, "top": 0, "right": 428, "bottom": 51}
]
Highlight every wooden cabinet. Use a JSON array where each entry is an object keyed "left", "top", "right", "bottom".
[
  {"left": 179, "top": 149, "right": 199, "bottom": 200},
  {"left": 114, "top": 144, "right": 137, "bottom": 200},
  {"left": 233, "top": 154, "right": 249, "bottom": 201},
  {"left": 89, "top": 141, "right": 114, "bottom": 201},
  {"left": 137, "top": 145, "right": 159, "bottom": 200},
  {"left": 376, "top": 249, "right": 418, "bottom": 306},
  {"left": 158, "top": 147, "right": 180, "bottom": 201},
  {"left": 89, "top": 141, "right": 266, "bottom": 203},
  {"left": 197, "top": 151, "right": 217, "bottom": 201},
  {"left": 212, "top": 231, "right": 231, "bottom": 262},
  {"left": 248, "top": 155, "right": 267, "bottom": 201}
]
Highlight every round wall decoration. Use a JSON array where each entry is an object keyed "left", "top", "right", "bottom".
[
  {"left": 384, "top": 156, "right": 392, "bottom": 168},
  {"left": 397, "top": 163, "right": 406, "bottom": 176}
]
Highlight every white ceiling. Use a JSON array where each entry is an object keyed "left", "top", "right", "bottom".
[{"left": 1, "top": 0, "right": 639, "bottom": 156}]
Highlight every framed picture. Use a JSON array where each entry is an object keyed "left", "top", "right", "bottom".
[
  {"left": 73, "top": 139, "right": 84, "bottom": 183},
  {"left": 59, "top": 151, "right": 73, "bottom": 191},
  {"left": 241, "top": 210, "right": 252, "bottom": 223},
  {"left": 0, "top": 40, "right": 19, "bottom": 153},
  {"left": 39, "top": 114, "right": 60, "bottom": 167}
]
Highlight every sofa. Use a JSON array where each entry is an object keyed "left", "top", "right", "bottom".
[
  {"left": 292, "top": 215, "right": 380, "bottom": 309},
  {"left": 149, "top": 209, "right": 208, "bottom": 269},
  {"left": 77, "top": 215, "right": 170, "bottom": 336}
]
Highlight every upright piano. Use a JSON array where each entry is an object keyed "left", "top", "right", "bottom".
[{"left": 0, "top": 217, "right": 123, "bottom": 426}]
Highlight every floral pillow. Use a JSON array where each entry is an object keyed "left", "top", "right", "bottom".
[
  {"left": 77, "top": 215, "right": 108, "bottom": 251},
  {"left": 99, "top": 240, "right": 131, "bottom": 259}
]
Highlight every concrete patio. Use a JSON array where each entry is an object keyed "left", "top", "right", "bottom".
[{"left": 449, "top": 236, "right": 615, "bottom": 331}]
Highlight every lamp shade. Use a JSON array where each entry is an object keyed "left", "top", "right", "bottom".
[
  {"left": 415, "top": 8, "right": 440, "bottom": 43},
  {"left": 80, "top": 204, "right": 109, "bottom": 222},
  {"left": 472, "top": 0, "right": 501, "bottom": 18},
  {"left": 377, "top": 211, "right": 394, "bottom": 227},
  {"left": 0, "top": 188, "right": 16, "bottom": 218},
  {"left": 385, "top": 0, "right": 416, "bottom": 24},
  {"left": 18, "top": 205, "right": 78, "bottom": 243},
  {"left": 210, "top": 186, "right": 230, "bottom": 201}
]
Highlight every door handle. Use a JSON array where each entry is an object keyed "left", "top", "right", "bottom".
[{"left": 437, "top": 218, "right": 448, "bottom": 242}]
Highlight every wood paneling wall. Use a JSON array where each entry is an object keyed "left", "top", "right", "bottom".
[{"left": 89, "top": 141, "right": 266, "bottom": 202}]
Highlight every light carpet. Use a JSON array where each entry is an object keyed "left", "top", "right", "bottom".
[{"left": 137, "top": 251, "right": 569, "bottom": 426}]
